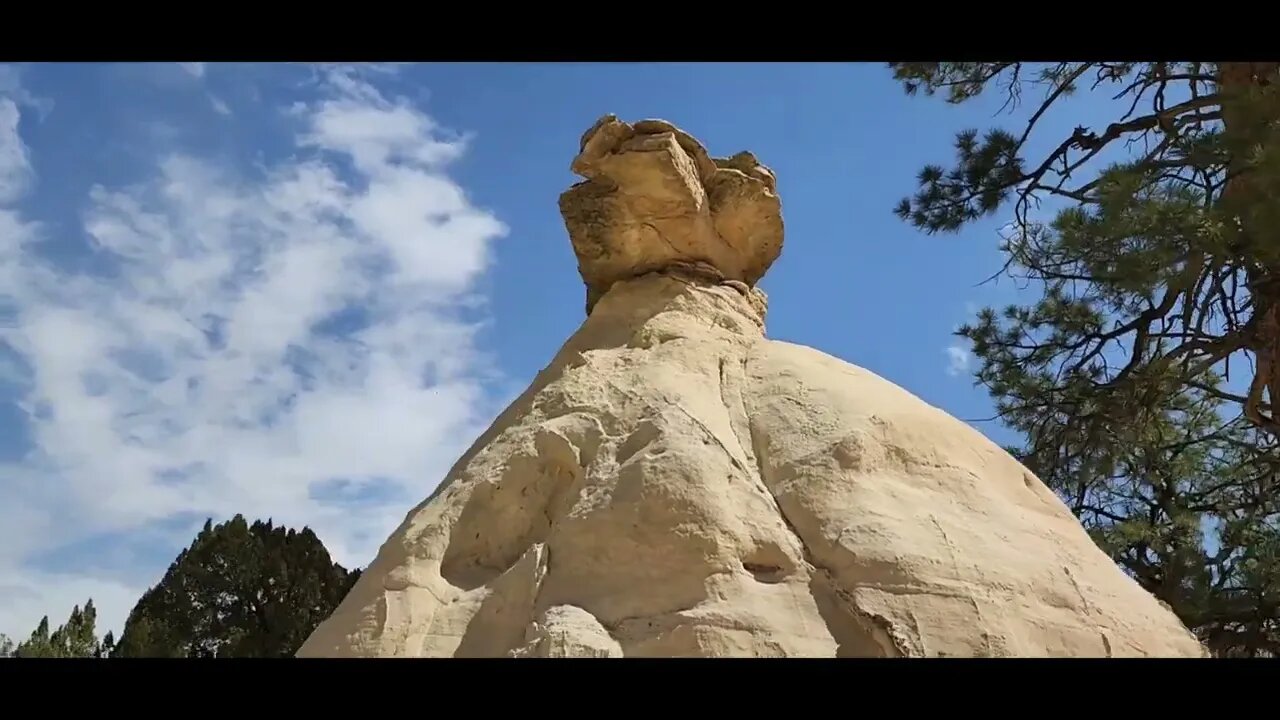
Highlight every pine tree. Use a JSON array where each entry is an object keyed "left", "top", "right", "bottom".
[
  {"left": 12, "top": 599, "right": 109, "bottom": 658},
  {"left": 112, "top": 514, "right": 362, "bottom": 658},
  {"left": 98, "top": 631, "right": 115, "bottom": 659},
  {"left": 59, "top": 600, "right": 101, "bottom": 657},
  {"left": 16, "top": 616, "right": 54, "bottom": 657},
  {"left": 893, "top": 63, "right": 1280, "bottom": 656}
]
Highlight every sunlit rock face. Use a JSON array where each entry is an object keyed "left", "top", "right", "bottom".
[{"left": 296, "top": 115, "right": 1207, "bottom": 659}]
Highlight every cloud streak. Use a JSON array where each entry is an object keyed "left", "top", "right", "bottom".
[
  {"left": 176, "top": 62, "right": 206, "bottom": 79},
  {"left": 0, "top": 65, "right": 508, "bottom": 640},
  {"left": 0, "top": 98, "right": 31, "bottom": 203},
  {"left": 945, "top": 344, "right": 972, "bottom": 377}
]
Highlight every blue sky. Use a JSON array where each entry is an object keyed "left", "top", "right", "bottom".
[{"left": 0, "top": 62, "right": 1125, "bottom": 641}]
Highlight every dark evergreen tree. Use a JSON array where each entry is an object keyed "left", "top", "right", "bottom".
[
  {"left": 15, "top": 616, "right": 53, "bottom": 658},
  {"left": 112, "top": 514, "right": 361, "bottom": 658},
  {"left": 12, "top": 599, "right": 108, "bottom": 658},
  {"left": 893, "top": 62, "right": 1280, "bottom": 656},
  {"left": 98, "top": 631, "right": 115, "bottom": 658}
]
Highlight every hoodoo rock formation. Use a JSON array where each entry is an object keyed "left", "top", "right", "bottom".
[{"left": 297, "top": 115, "right": 1208, "bottom": 658}]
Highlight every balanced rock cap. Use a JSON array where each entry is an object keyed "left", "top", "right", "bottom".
[{"left": 558, "top": 114, "right": 784, "bottom": 315}]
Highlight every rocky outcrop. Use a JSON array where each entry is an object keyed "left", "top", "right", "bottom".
[
  {"left": 559, "top": 115, "right": 782, "bottom": 315},
  {"left": 296, "top": 116, "right": 1208, "bottom": 658}
]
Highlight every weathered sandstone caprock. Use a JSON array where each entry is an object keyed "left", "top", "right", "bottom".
[{"left": 297, "top": 115, "right": 1208, "bottom": 658}]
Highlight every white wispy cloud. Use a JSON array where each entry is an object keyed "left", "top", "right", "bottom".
[
  {"left": 943, "top": 302, "right": 984, "bottom": 379},
  {"left": 945, "top": 344, "right": 972, "bottom": 377},
  {"left": 176, "top": 62, "right": 206, "bottom": 79},
  {"left": 208, "top": 94, "right": 231, "bottom": 116},
  {"left": 0, "top": 64, "right": 54, "bottom": 120},
  {"left": 0, "top": 65, "right": 509, "bottom": 641},
  {"left": 0, "top": 98, "right": 32, "bottom": 203}
]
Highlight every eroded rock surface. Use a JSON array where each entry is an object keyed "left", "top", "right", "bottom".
[
  {"left": 296, "top": 116, "right": 1207, "bottom": 658},
  {"left": 559, "top": 114, "right": 783, "bottom": 315}
]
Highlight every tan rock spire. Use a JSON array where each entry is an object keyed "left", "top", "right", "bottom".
[
  {"left": 296, "top": 115, "right": 1208, "bottom": 658},
  {"left": 559, "top": 115, "right": 782, "bottom": 318}
]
